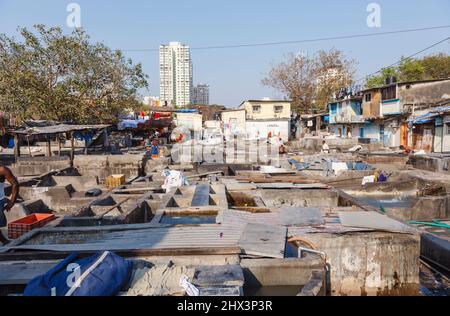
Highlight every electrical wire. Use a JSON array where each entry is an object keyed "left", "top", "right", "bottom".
[
  {"left": 357, "top": 36, "right": 450, "bottom": 83},
  {"left": 119, "top": 25, "right": 450, "bottom": 52}
]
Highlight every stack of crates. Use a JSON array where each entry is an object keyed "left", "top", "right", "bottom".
[{"left": 105, "top": 174, "right": 126, "bottom": 189}]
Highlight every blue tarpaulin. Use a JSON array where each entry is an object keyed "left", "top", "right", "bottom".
[
  {"left": 24, "top": 251, "right": 132, "bottom": 296},
  {"left": 118, "top": 118, "right": 147, "bottom": 130},
  {"left": 176, "top": 109, "right": 198, "bottom": 113}
]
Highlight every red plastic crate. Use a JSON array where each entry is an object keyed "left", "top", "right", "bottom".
[{"left": 8, "top": 213, "right": 56, "bottom": 239}]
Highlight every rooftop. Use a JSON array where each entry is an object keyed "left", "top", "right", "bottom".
[{"left": 362, "top": 77, "right": 450, "bottom": 92}]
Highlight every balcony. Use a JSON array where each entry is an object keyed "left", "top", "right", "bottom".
[{"left": 381, "top": 99, "right": 401, "bottom": 116}]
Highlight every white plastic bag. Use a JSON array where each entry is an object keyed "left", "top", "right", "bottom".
[
  {"left": 161, "top": 170, "right": 188, "bottom": 193},
  {"left": 362, "top": 175, "right": 375, "bottom": 186}
]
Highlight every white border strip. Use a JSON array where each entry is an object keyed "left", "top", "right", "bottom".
[{"left": 65, "top": 251, "right": 110, "bottom": 296}]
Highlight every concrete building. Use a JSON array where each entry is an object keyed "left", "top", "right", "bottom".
[
  {"left": 159, "top": 42, "right": 193, "bottom": 107},
  {"left": 328, "top": 96, "right": 364, "bottom": 138},
  {"left": 328, "top": 78, "right": 450, "bottom": 149},
  {"left": 239, "top": 99, "right": 291, "bottom": 120},
  {"left": 238, "top": 99, "right": 292, "bottom": 142},
  {"left": 174, "top": 112, "right": 203, "bottom": 132},
  {"left": 245, "top": 119, "right": 291, "bottom": 142},
  {"left": 219, "top": 109, "right": 246, "bottom": 141},
  {"left": 143, "top": 96, "right": 161, "bottom": 107},
  {"left": 192, "top": 84, "right": 210, "bottom": 105}
]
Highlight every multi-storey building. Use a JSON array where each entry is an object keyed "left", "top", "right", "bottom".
[
  {"left": 159, "top": 42, "right": 193, "bottom": 107},
  {"left": 192, "top": 84, "right": 210, "bottom": 105},
  {"left": 328, "top": 78, "right": 450, "bottom": 150}
]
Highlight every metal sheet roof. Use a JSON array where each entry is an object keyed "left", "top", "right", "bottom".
[{"left": 12, "top": 124, "right": 110, "bottom": 135}]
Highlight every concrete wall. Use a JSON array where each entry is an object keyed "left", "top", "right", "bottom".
[
  {"left": 363, "top": 123, "right": 380, "bottom": 140},
  {"left": 408, "top": 155, "right": 450, "bottom": 173},
  {"left": 398, "top": 80, "right": 450, "bottom": 106},
  {"left": 302, "top": 232, "right": 420, "bottom": 296},
  {"left": 240, "top": 101, "right": 291, "bottom": 120},
  {"left": 52, "top": 176, "right": 100, "bottom": 191},
  {"left": 362, "top": 90, "right": 381, "bottom": 118},
  {"left": 11, "top": 157, "right": 71, "bottom": 177},
  {"left": 174, "top": 113, "right": 203, "bottom": 131},
  {"left": 258, "top": 189, "right": 339, "bottom": 208},
  {"left": 73, "top": 154, "right": 144, "bottom": 182},
  {"left": 245, "top": 120, "right": 290, "bottom": 142},
  {"left": 221, "top": 110, "right": 246, "bottom": 140},
  {"left": 241, "top": 258, "right": 324, "bottom": 287},
  {"left": 299, "top": 137, "right": 358, "bottom": 152}
]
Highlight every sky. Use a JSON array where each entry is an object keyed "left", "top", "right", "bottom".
[{"left": 0, "top": 0, "right": 449, "bottom": 107}]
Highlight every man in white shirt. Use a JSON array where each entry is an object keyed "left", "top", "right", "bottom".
[{"left": 322, "top": 140, "right": 330, "bottom": 154}]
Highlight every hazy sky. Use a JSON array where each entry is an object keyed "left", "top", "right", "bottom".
[{"left": 0, "top": 0, "right": 449, "bottom": 107}]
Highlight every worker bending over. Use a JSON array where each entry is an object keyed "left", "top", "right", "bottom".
[{"left": 0, "top": 165, "right": 19, "bottom": 245}]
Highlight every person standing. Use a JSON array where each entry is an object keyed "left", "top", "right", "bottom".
[
  {"left": 151, "top": 138, "right": 160, "bottom": 159},
  {"left": 0, "top": 165, "right": 19, "bottom": 245},
  {"left": 322, "top": 140, "right": 330, "bottom": 154}
]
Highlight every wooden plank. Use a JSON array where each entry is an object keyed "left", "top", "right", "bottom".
[
  {"left": 186, "top": 171, "right": 224, "bottom": 179},
  {"left": 100, "top": 197, "right": 131, "bottom": 218},
  {"left": 230, "top": 207, "right": 271, "bottom": 213},
  {"left": 157, "top": 206, "right": 220, "bottom": 216},
  {"left": 238, "top": 223, "right": 287, "bottom": 259},
  {"left": 236, "top": 177, "right": 318, "bottom": 184},
  {"left": 112, "top": 187, "right": 161, "bottom": 193},
  {"left": 256, "top": 183, "right": 329, "bottom": 189}
]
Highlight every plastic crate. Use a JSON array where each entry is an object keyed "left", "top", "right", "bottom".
[
  {"left": 105, "top": 174, "right": 126, "bottom": 189},
  {"left": 8, "top": 213, "right": 56, "bottom": 239}
]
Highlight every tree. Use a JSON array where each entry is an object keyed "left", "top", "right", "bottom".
[
  {"left": 0, "top": 25, "right": 148, "bottom": 124},
  {"left": 262, "top": 49, "right": 356, "bottom": 113},
  {"left": 365, "top": 67, "right": 399, "bottom": 88},
  {"left": 365, "top": 53, "right": 450, "bottom": 88},
  {"left": 421, "top": 53, "right": 450, "bottom": 79}
]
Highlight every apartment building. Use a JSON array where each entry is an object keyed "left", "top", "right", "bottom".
[
  {"left": 192, "top": 84, "right": 210, "bottom": 105},
  {"left": 159, "top": 42, "right": 193, "bottom": 107}
]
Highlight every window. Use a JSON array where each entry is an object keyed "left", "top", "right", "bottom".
[
  {"left": 330, "top": 104, "right": 337, "bottom": 115},
  {"left": 365, "top": 93, "right": 372, "bottom": 102},
  {"left": 354, "top": 102, "right": 362, "bottom": 115},
  {"left": 446, "top": 124, "right": 450, "bottom": 135},
  {"left": 252, "top": 105, "right": 261, "bottom": 113},
  {"left": 381, "top": 86, "right": 397, "bottom": 101},
  {"left": 274, "top": 105, "right": 283, "bottom": 113}
]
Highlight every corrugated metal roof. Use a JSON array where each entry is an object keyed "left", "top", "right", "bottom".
[
  {"left": 12, "top": 124, "right": 110, "bottom": 135},
  {"left": 408, "top": 105, "right": 450, "bottom": 124}
]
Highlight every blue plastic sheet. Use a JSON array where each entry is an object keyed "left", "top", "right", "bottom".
[{"left": 24, "top": 251, "right": 132, "bottom": 296}]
